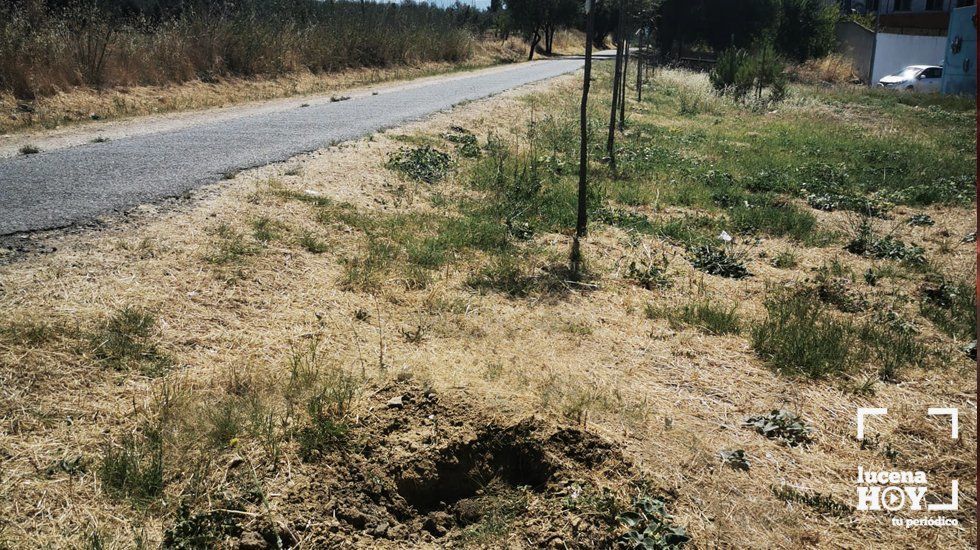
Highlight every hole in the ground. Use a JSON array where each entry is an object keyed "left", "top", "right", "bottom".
[{"left": 395, "top": 427, "right": 555, "bottom": 516}]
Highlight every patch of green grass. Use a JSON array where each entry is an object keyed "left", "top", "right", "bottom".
[
  {"left": 465, "top": 255, "right": 536, "bottom": 297},
  {"left": 729, "top": 198, "right": 817, "bottom": 242},
  {"left": 858, "top": 321, "right": 927, "bottom": 381},
  {"left": 813, "top": 261, "right": 867, "bottom": 313},
  {"left": 647, "top": 296, "right": 740, "bottom": 336},
  {"left": 772, "top": 484, "right": 850, "bottom": 517},
  {"left": 89, "top": 307, "right": 172, "bottom": 376},
  {"left": 297, "top": 231, "right": 328, "bottom": 253},
  {"left": 459, "top": 490, "right": 530, "bottom": 544},
  {"left": 770, "top": 250, "right": 798, "bottom": 269},
  {"left": 0, "top": 320, "right": 65, "bottom": 346},
  {"left": 250, "top": 217, "right": 282, "bottom": 243},
  {"left": 919, "top": 277, "right": 976, "bottom": 340},
  {"left": 653, "top": 216, "right": 723, "bottom": 248},
  {"left": 204, "top": 224, "right": 259, "bottom": 265},
  {"left": 205, "top": 397, "right": 245, "bottom": 449},
  {"left": 99, "top": 427, "right": 165, "bottom": 503},
  {"left": 751, "top": 290, "right": 855, "bottom": 379}
]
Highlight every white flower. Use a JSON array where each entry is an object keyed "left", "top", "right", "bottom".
[{"left": 719, "top": 230, "right": 733, "bottom": 242}]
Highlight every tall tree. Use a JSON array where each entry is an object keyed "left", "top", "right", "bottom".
[{"left": 506, "top": 0, "right": 580, "bottom": 59}]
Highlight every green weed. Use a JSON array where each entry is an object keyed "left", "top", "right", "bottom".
[
  {"left": 744, "top": 410, "right": 814, "bottom": 446},
  {"left": 751, "top": 290, "right": 854, "bottom": 378},
  {"left": 919, "top": 277, "right": 976, "bottom": 340},
  {"left": 387, "top": 146, "right": 453, "bottom": 183},
  {"left": 89, "top": 307, "right": 172, "bottom": 376},
  {"left": 99, "top": 427, "right": 165, "bottom": 503},
  {"left": 297, "top": 231, "right": 328, "bottom": 253},
  {"left": 688, "top": 245, "right": 750, "bottom": 279}
]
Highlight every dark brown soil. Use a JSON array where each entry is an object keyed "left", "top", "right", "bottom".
[{"left": 216, "top": 381, "right": 642, "bottom": 548}]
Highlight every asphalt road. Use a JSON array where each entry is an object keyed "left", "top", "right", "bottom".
[{"left": 0, "top": 55, "right": 612, "bottom": 235}]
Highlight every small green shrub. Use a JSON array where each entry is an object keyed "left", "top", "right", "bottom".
[
  {"left": 386, "top": 146, "right": 453, "bottom": 183},
  {"left": 744, "top": 410, "right": 814, "bottom": 447},
  {"left": 164, "top": 504, "right": 243, "bottom": 549},
  {"left": 751, "top": 290, "right": 854, "bottom": 378},
  {"left": 906, "top": 213, "right": 934, "bottom": 227},
  {"left": 19, "top": 144, "right": 40, "bottom": 155},
  {"left": 814, "top": 263, "right": 866, "bottom": 313},
  {"left": 710, "top": 43, "right": 787, "bottom": 103},
  {"left": 250, "top": 217, "right": 281, "bottom": 243},
  {"left": 442, "top": 126, "right": 481, "bottom": 158},
  {"left": 719, "top": 449, "right": 750, "bottom": 471},
  {"left": 624, "top": 251, "right": 672, "bottom": 290},
  {"left": 297, "top": 368, "right": 359, "bottom": 462},
  {"left": 688, "top": 245, "right": 750, "bottom": 279}
]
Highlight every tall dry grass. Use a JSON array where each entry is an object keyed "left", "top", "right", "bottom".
[
  {"left": 0, "top": 0, "right": 485, "bottom": 100},
  {"left": 789, "top": 53, "right": 859, "bottom": 85}
]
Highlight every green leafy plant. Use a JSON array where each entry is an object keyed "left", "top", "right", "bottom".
[
  {"left": 719, "top": 449, "right": 750, "bottom": 471},
  {"left": 617, "top": 496, "right": 689, "bottom": 549},
  {"left": 744, "top": 410, "right": 814, "bottom": 447},
  {"left": 624, "top": 249, "right": 672, "bottom": 290},
  {"left": 386, "top": 145, "right": 453, "bottom": 183},
  {"left": 906, "top": 213, "right": 934, "bottom": 227},
  {"left": 443, "top": 126, "right": 481, "bottom": 158},
  {"left": 688, "top": 245, "right": 750, "bottom": 279},
  {"left": 845, "top": 219, "right": 924, "bottom": 265}
]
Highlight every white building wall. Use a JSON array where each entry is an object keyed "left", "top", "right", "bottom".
[{"left": 871, "top": 32, "right": 948, "bottom": 81}]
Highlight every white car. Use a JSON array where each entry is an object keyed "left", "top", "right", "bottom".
[{"left": 877, "top": 65, "right": 943, "bottom": 93}]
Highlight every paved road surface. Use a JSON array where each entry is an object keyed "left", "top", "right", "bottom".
[{"left": 0, "top": 55, "right": 612, "bottom": 235}]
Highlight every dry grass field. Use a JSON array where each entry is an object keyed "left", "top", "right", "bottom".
[{"left": 0, "top": 63, "right": 975, "bottom": 548}]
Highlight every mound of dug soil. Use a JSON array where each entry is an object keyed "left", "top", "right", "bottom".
[{"left": 237, "top": 382, "right": 640, "bottom": 548}]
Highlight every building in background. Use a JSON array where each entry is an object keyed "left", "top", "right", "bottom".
[
  {"left": 836, "top": 0, "right": 976, "bottom": 92},
  {"left": 941, "top": 4, "right": 977, "bottom": 94}
]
